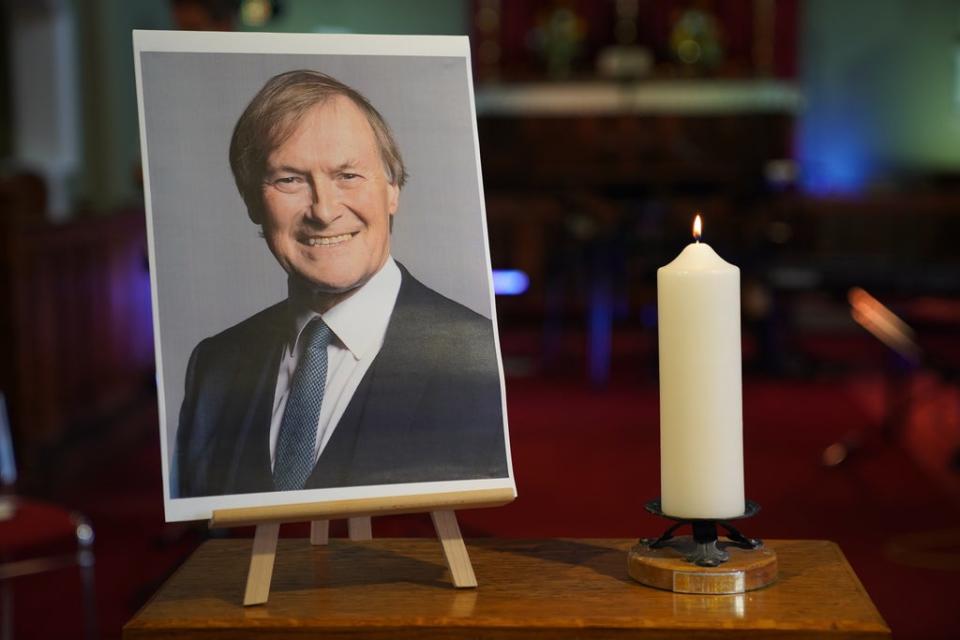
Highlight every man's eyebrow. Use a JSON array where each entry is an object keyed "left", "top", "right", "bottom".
[
  {"left": 332, "top": 160, "right": 362, "bottom": 172},
  {"left": 264, "top": 164, "right": 307, "bottom": 176},
  {"left": 264, "top": 161, "right": 362, "bottom": 175}
]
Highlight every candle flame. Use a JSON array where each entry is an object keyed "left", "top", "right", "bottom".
[{"left": 693, "top": 214, "right": 702, "bottom": 242}]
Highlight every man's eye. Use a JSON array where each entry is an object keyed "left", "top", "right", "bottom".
[
  {"left": 340, "top": 173, "right": 360, "bottom": 181},
  {"left": 269, "top": 176, "right": 305, "bottom": 192}
]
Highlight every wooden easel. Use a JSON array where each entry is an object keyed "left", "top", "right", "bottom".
[{"left": 210, "top": 487, "right": 515, "bottom": 605}]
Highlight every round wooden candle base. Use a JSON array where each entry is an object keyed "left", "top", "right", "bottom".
[{"left": 628, "top": 536, "right": 778, "bottom": 594}]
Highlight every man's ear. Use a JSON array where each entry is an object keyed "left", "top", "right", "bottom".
[
  {"left": 387, "top": 182, "right": 399, "bottom": 216},
  {"left": 245, "top": 197, "right": 264, "bottom": 225}
]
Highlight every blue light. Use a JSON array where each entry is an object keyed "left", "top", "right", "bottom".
[
  {"left": 492, "top": 270, "right": 529, "bottom": 296},
  {"left": 798, "top": 116, "right": 872, "bottom": 196}
]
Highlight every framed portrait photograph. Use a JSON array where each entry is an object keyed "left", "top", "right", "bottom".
[{"left": 133, "top": 31, "right": 514, "bottom": 522}]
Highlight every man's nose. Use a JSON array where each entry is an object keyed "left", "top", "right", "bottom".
[{"left": 306, "top": 178, "right": 340, "bottom": 223}]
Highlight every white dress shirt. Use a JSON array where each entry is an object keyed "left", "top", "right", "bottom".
[{"left": 268, "top": 257, "right": 401, "bottom": 470}]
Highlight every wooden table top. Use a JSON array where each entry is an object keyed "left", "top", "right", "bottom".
[{"left": 125, "top": 538, "right": 890, "bottom": 639}]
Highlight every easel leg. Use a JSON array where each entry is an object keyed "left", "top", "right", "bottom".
[
  {"left": 244, "top": 522, "right": 280, "bottom": 606},
  {"left": 431, "top": 510, "right": 477, "bottom": 588},
  {"left": 347, "top": 517, "right": 372, "bottom": 541},
  {"left": 310, "top": 520, "right": 329, "bottom": 545}
]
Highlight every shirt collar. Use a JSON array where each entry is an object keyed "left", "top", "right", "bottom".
[{"left": 287, "top": 257, "right": 401, "bottom": 361}]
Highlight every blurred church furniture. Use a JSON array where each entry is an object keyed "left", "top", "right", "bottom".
[
  {"left": 5, "top": 0, "right": 81, "bottom": 221},
  {"left": 0, "top": 393, "right": 97, "bottom": 640},
  {"left": 471, "top": 0, "right": 801, "bottom": 384},
  {"left": 823, "top": 287, "right": 960, "bottom": 472},
  {"left": 821, "top": 288, "right": 920, "bottom": 467},
  {"left": 761, "top": 194, "right": 960, "bottom": 300},
  {"left": 469, "top": 0, "right": 798, "bottom": 82},
  {"left": 475, "top": 79, "right": 802, "bottom": 117},
  {"left": 124, "top": 537, "right": 890, "bottom": 639},
  {"left": 0, "top": 197, "right": 155, "bottom": 488},
  {"left": 726, "top": 189, "right": 960, "bottom": 378},
  {"left": 478, "top": 81, "right": 798, "bottom": 382}
]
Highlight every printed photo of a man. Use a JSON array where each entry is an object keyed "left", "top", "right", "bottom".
[{"left": 174, "top": 70, "right": 507, "bottom": 498}]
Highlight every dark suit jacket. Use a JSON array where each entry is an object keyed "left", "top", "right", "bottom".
[{"left": 175, "top": 264, "right": 508, "bottom": 498}]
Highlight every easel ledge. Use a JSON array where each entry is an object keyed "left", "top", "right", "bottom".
[
  {"left": 210, "top": 486, "right": 515, "bottom": 527},
  {"left": 210, "top": 486, "right": 515, "bottom": 606}
]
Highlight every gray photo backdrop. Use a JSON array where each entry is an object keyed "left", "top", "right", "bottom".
[{"left": 140, "top": 52, "right": 493, "bottom": 466}]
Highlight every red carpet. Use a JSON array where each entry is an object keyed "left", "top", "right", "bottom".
[{"left": 8, "top": 369, "right": 960, "bottom": 638}]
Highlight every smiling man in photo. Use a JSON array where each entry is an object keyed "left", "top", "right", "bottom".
[{"left": 174, "top": 70, "right": 507, "bottom": 498}]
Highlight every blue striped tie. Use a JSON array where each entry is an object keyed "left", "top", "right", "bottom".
[{"left": 273, "top": 317, "right": 333, "bottom": 490}]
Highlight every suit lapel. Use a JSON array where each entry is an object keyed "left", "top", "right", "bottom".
[
  {"left": 306, "top": 266, "right": 431, "bottom": 488},
  {"left": 210, "top": 306, "right": 287, "bottom": 494}
]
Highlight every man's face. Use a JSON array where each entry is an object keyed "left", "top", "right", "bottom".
[{"left": 258, "top": 96, "right": 399, "bottom": 294}]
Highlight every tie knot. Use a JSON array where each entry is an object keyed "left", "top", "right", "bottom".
[{"left": 302, "top": 317, "right": 333, "bottom": 353}]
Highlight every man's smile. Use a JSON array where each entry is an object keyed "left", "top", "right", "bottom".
[{"left": 299, "top": 231, "right": 359, "bottom": 247}]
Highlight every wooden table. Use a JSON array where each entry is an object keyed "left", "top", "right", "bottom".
[{"left": 125, "top": 538, "right": 890, "bottom": 639}]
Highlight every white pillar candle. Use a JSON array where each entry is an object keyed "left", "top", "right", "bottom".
[{"left": 657, "top": 215, "right": 744, "bottom": 519}]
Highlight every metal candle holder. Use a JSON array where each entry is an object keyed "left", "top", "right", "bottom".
[{"left": 641, "top": 498, "right": 763, "bottom": 567}]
